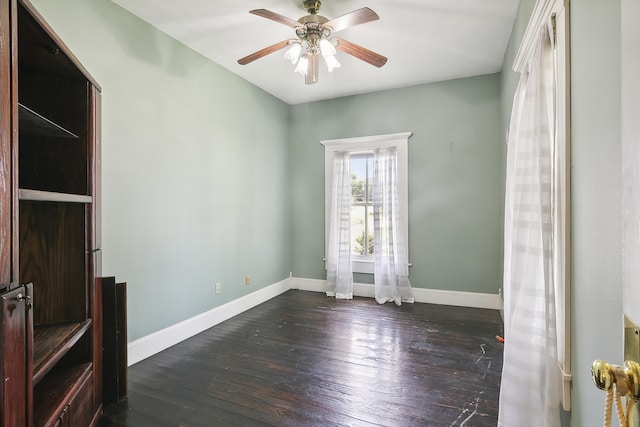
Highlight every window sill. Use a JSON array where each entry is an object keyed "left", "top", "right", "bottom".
[
  {"left": 353, "top": 258, "right": 374, "bottom": 274},
  {"left": 324, "top": 258, "right": 411, "bottom": 275}
]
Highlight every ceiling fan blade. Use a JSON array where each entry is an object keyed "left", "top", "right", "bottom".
[
  {"left": 237, "top": 39, "right": 294, "bottom": 65},
  {"left": 249, "top": 9, "right": 301, "bottom": 28},
  {"left": 334, "top": 38, "right": 388, "bottom": 68},
  {"left": 322, "top": 7, "right": 379, "bottom": 33},
  {"left": 306, "top": 54, "right": 319, "bottom": 85}
]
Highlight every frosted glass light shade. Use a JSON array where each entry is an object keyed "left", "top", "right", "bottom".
[
  {"left": 295, "top": 55, "right": 308, "bottom": 75},
  {"left": 324, "top": 54, "right": 341, "bottom": 72},
  {"left": 319, "top": 38, "right": 336, "bottom": 56},
  {"left": 284, "top": 43, "right": 302, "bottom": 64}
]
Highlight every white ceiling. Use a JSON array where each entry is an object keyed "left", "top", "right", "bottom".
[{"left": 109, "top": 0, "right": 520, "bottom": 105}]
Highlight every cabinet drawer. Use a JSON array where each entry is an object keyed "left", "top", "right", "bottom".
[
  {"left": 63, "top": 370, "right": 94, "bottom": 427},
  {"left": 38, "top": 367, "right": 94, "bottom": 427}
]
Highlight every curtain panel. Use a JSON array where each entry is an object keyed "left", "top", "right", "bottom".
[
  {"left": 326, "top": 151, "right": 354, "bottom": 299},
  {"left": 498, "top": 26, "right": 561, "bottom": 427},
  {"left": 373, "top": 147, "right": 414, "bottom": 306}
]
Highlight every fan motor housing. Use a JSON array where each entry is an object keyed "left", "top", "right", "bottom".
[
  {"left": 297, "top": 14, "right": 328, "bottom": 26},
  {"left": 303, "top": 0, "right": 322, "bottom": 14},
  {"left": 296, "top": 15, "right": 330, "bottom": 42}
]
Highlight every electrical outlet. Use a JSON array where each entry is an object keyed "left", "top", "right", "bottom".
[
  {"left": 215, "top": 282, "right": 221, "bottom": 294},
  {"left": 245, "top": 275, "right": 250, "bottom": 286}
]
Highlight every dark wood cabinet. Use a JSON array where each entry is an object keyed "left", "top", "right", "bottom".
[{"left": 0, "top": 0, "right": 103, "bottom": 425}]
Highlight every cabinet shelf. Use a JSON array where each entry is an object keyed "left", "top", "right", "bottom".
[
  {"left": 33, "top": 362, "right": 92, "bottom": 427},
  {"left": 18, "top": 103, "right": 79, "bottom": 139},
  {"left": 33, "top": 319, "right": 92, "bottom": 385},
  {"left": 19, "top": 189, "right": 92, "bottom": 203}
]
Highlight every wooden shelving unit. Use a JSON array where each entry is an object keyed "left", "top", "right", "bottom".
[{"left": 0, "top": 0, "right": 104, "bottom": 425}]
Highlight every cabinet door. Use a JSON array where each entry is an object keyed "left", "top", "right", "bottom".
[
  {"left": 0, "top": 0, "right": 17, "bottom": 289},
  {"left": 0, "top": 0, "right": 9, "bottom": 285},
  {"left": 0, "top": 285, "right": 30, "bottom": 427}
]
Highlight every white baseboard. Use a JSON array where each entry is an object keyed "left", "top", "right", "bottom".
[
  {"left": 291, "top": 277, "right": 503, "bottom": 310},
  {"left": 127, "top": 278, "right": 291, "bottom": 366},
  {"left": 129, "top": 276, "right": 503, "bottom": 366}
]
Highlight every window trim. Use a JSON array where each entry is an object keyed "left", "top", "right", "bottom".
[{"left": 320, "top": 132, "right": 411, "bottom": 274}]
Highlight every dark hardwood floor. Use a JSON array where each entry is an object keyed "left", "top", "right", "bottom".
[{"left": 98, "top": 290, "right": 503, "bottom": 427}]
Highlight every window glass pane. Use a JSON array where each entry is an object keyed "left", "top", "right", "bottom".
[
  {"left": 366, "top": 155, "right": 374, "bottom": 204},
  {"left": 351, "top": 204, "right": 366, "bottom": 255},
  {"left": 350, "top": 154, "right": 374, "bottom": 256},
  {"left": 351, "top": 156, "right": 367, "bottom": 203},
  {"left": 366, "top": 204, "right": 374, "bottom": 255}
]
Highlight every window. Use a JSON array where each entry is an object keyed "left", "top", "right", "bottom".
[{"left": 321, "top": 132, "right": 411, "bottom": 274}]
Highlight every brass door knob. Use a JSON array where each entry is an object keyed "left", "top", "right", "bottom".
[{"left": 592, "top": 359, "right": 614, "bottom": 391}]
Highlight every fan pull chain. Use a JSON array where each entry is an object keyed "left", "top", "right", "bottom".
[
  {"left": 603, "top": 383, "right": 629, "bottom": 427},
  {"left": 615, "top": 385, "right": 628, "bottom": 427},
  {"left": 604, "top": 387, "right": 613, "bottom": 427}
]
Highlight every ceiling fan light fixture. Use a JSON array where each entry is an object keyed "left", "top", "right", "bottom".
[
  {"left": 239, "top": 3, "right": 387, "bottom": 84},
  {"left": 295, "top": 54, "right": 309, "bottom": 75},
  {"left": 284, "top": 42, "right": 302, "bottom": 64}
]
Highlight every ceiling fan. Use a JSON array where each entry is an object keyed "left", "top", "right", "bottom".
[{"left": 237, "top": 0, "right": 388, "bottom": 85}]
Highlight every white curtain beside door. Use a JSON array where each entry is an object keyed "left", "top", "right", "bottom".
[{"left": 498, "top": 25, "right": 561, "bottom": 427}]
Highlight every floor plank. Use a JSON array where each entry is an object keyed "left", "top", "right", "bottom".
[{"left": 99, "top": 290, "right": 503, "bottom": 426}]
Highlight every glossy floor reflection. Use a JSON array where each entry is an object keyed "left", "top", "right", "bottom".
[{"left": 99, "top": 290, "right": 503, "bottom": 426}]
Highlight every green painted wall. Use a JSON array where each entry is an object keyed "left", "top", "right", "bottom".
[
  {"left": 29, "top": 0, "right": 292, "bottom": 341},
  {"left": 621, "top": 0, "right": 640, "bottom": 326},
  {"left": 289, "top": 75, "right": 504, "bottom": 294},
  {"left": 501, "top": 1, "right": 623, "bottom": 425},
  {"left": 570, "top": 1, "right": 622, "bottom": 425},
  {"left": 500, "top": 0, "right": 536, "bottom": 135}
]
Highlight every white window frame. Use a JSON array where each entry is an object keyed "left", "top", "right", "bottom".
[{"left": 320, "top": 132, "right": 411, "bottom": 274}]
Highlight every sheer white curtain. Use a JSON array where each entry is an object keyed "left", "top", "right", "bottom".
[
  {"left": 372, "top": 147, "right": 414, "bottom": 306},
  {"left": 498, "top": 26, "right": 561, "bottom": 427},
  {"left": 326, "top": 151, "right": 354, "bottom": 299}
]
